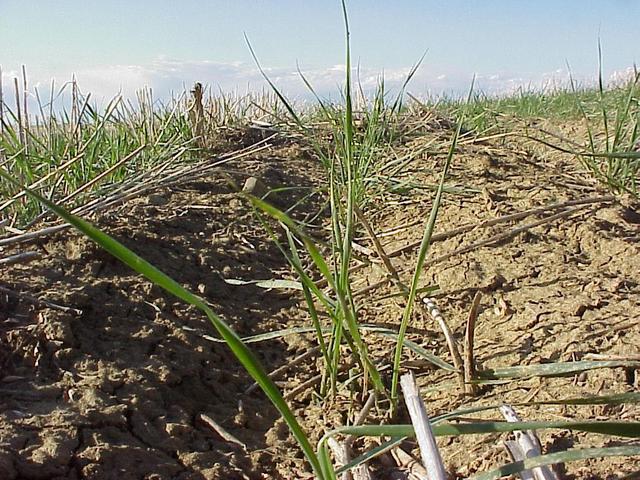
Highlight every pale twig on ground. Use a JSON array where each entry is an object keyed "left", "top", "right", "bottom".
[
  {"left": 0, "top": 224, "right": 69, "bottom": 247},
  {"left": 336, "top": 195, "right": 614, "bottom": 290},
  {"left": 0, "top": 251, "right": 41, "bottom": 266},
  {"left": 421, "top": 297, "right": 464, "bottom": 382},
  {"left": 356, "top": 204, "right": 594, "bottom": 297},
  {"left": 400, "top": 372, "right": 447, "bottom": 480},
  {"left": 390, "top": 447, "right": 429, "bottom": 480},
  {"left": 355, "top": 205, "right": 401, "bottom": 283},
  {"left": 427, "top": 205, "right": 589, "bottom": 265},
  {"left": 500, "top": 405, "right": 559, "bottom": 480},
  {"left": 198, "top": 413, "right": 247, "bottom": 450},
  {"left": 384, "top": 195, "right": 614, "bottom": 260},
  {"left": 464, "top": 291, "right": 482, "bottom": 396},
  {"left": 327, "top": 437, "right": 352, "bottom": 480},
  {"left": 339, "top": 391, "right": 377, "bottom": 480},
  {"left": 584, "top": 353, "right": 640, "bottom": 361}
]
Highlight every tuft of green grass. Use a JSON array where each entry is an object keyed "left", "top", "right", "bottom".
[
  {"left": 568, "top": 50, "right": 640, "bottom": 194},
  {"left": 245, "top": 0, "right": 427, "bottom": 398}
]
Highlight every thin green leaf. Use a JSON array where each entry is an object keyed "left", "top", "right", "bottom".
[
  {"left": 470, "top": 446, "right": 640, "bottom": 480},
  {"left": 478, "top": 360, "right": 640, "bottom": 380},
  {"left": 324, "top": 420, "right": 640, "bottom": 442}
]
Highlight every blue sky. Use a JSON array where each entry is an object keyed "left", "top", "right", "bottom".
[{"left": 1, "top": 1, "right": 639, "bottom": 102}]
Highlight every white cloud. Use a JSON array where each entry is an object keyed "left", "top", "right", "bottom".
[{"left": 1, "top": 58, "right": 635, "bottom": 115}]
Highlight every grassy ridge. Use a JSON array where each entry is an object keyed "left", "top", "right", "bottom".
[
  {"left": 1, "top": 68, "right": 638, "bottom": 231},
  {"left": 0, "top": 77, "right": 286, "bottom": 228}
]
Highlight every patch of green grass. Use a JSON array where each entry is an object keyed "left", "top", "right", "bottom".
[{"left": 0, "top": 76, "right": 284, "bottom": 228}]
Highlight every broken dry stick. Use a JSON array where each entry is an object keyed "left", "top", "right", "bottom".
[
  {"left": 499, "top": 405, "right": 559, "bottom": 480},
  {"left": 244, "top": 345, "right": 321, "bottom": 394},
  {"left": 198, "top": 413, "right": 247, "bottom": 450},
  {"left": 390, "top": 447, "right": 429, "bottom": 480},
  {"left": 400, "top": 372, "right": 447, "bottom": 480},
  {"left": 421, "top": 297, "right": 464, "bottom": 381},
  {"left": 0, "top": 251, "right": 41, "bottom": 266},
  {"left": 464, "top": 291, "right": 482, "bottom": 396},
  {"left": 0, "top": 285, "right": 82, "bottom": 315}
]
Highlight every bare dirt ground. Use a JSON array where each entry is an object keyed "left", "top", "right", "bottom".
[{"left": 0, "top": 122, "right": 639, "bottom": 479}]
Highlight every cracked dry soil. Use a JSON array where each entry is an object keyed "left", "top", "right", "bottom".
[{"left": 1, "top": 124, "right": 640, "bottom": 479}]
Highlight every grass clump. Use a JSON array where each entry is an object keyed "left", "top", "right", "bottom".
[{"left": 570, "top": 56, "right": 640, "bottom": 194}]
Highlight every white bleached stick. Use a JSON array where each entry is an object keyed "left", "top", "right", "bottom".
[
  {"left": 499, "top": 405, "right": 559, "bottom": 480},
  {"left": 400, "top": 372, "right": 447, "bottom": 480}
]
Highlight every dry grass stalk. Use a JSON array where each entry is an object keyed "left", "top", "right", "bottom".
[
  {"left": 584, "top": 353, "right": 640, "bottom": 361},
  {"left": 354, "top": 195, "right": 614, "bottom": 298},
  {"left": 190, "top": 82, "right": 205, "bottom": 148},
  {"left": 356, "top": 203, "right": 597, "bottom": 298},
  {"left": 0, "top": 151, "right": 88, "bottom": 213},
  {"left": 60, "top": 145, "right": 146, "bottom": 205},
  {"left": 427, "top": 205, "right": 590, "bottom": 265},
  {"left": 389, "top": 447, "right": 429, "bottom": 480},
  {"left": 198, "top": 413, "right": 247, "bottom": 450},
  {"left": 386, "top": 195, "right": 614, "bottom": 260},
  {"left": 400, "top": 372, "right": 447, "bottom": 480},
  {"left": 21, "top": 65, "right": 28, "bottom": 150},
  {"left": 355, "top": 205, "right": 400, "bottom": 283},
  {"left": 244, "top": 345, "right": 321, "bottom": 394},
  {"left": 464, "top": 291, "right": 482, "bottom": 396},
  {"left": 327, "top": 437, "right": 352, "bottom": 479},
  {"left": 13, "top": 77, "right": 24, "bottom": 148},
  {"left": 356, "top": 206, "right": 464, "bottom": 379},
  {"left": 340, "top": 392, "right": 377, "bottom": 480},
  {"left": 421, "top": 297, "right": 464, "bottom": 380},
  {"left": 0, "top": 138, "right": 274, "bottom": 247},
  {"left": 0, "top": 224, "right": 68, "bottom": 247},
  {"left": 0, "top": 285, "right": 82, "bottom": 315},
  {"left": 0, "top": 251, "right": 41, "bottom": 266}
]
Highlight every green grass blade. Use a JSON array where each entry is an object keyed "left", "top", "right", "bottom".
[
  {"left": 478, "top": 360, "right": 640, "bottom": 380},
  {"left": 324, "top": 420, "right": 640, "bottom": 441},
  {"left": 470, "top": 446, "right": 640, "bottom": 480},
  {"left": 319, "top": 442, "right": 338, "bottom": 480},
  {"left": 432, "top": 392, "right": 640, "bottom": 424}
]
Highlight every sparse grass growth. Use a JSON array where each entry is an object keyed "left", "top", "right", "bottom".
[
  {"left": 2, "top": 4, "right": 640, "bottom": 478},
  {"left": 0, "top": 75, "right": 286, "bottom": 228}
]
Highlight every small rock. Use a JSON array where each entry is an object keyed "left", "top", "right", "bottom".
[
  {"left": 147, "top": 194, "right": 169, "bottom": 206},
  {"left": 229, "top": 198, "right": 242, "bottom": 210},
  {"left": 242, "top": 176, "right": 268, "bottom": 198}
]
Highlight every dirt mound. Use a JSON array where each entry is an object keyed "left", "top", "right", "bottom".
[
  {"left": 0, "top": 140, "right": 325, "bottom": 479},
  {"left": 1, "top": 125, "right": 639, "bottom": 479}
]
